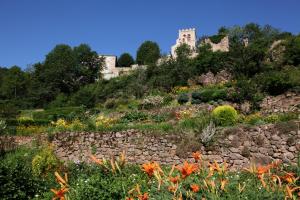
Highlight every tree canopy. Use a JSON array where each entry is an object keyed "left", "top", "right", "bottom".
[
  {"left": 118, "top": 53, "right": 134, "bottom": 67},
  {"left": 136, "top": 41, "right": 160, "bottom": 65}
]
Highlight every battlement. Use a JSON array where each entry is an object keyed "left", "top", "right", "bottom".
[{"left": 179, "top": 28, "right": 196, "bottom": 32}]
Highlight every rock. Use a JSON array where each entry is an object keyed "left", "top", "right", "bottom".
[
  {"left": 271, "top": 135, "right": 281, "bottom": 141},
  {"left": 288, "top": 146, "right": 296, "bottom": 152},
  {"left": 283, "top": 152, "right": 294, "bottom": 160},
  {"left": 229, "top": 147, "right": 240, "bottom": 153}
]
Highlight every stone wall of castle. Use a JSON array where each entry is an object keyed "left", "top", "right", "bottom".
[
  {"left": 52, "top": 121, "right": 300, "bottom": 169},
  {"left": 203, "top": 36, "right": 229, "bottom": 52}
]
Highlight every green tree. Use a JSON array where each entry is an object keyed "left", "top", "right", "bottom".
[
  {"left": 1, "top": 66, "right": 28, "bottom": 99},
  {"left": 73, "top": 44, "right": 104, "bottom": 83},
  {"left": 30, "top": 44, "right": 102, "bottom": 106},
  {"left": 118, "top": 53, "right": 134, "bottom": 67},
  {"left": 284, "top": 34, "right": 300, "bottom": 66},
  {"left": 136, "top": 41, "right": 160, "bottom": 65}
]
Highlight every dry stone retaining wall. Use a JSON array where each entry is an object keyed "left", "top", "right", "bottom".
[{"left": 53, "top": 121, "right": 300, "bottom": 169}]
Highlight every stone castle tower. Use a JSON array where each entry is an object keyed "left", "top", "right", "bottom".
[{"left": 171, "top": 28, "right": 197, "bottom": 57}]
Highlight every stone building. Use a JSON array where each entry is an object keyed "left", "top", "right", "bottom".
[
  {"left": 171, "top": 28, "right": 197, "bottom": 57},
  {"left": 100, "top": 55, "right": 133, "bottom": 80},
  {"left": 203, "top": 36, "right": 229, "bottom": 52},
  {"left": 101, "top": 28, "right": 231, "bottom": 80},
  {"left": 171, "top": 28, "right": 230, "bottom": 58}
]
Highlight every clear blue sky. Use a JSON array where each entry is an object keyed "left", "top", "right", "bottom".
[{"left": 1, "top": 0, "right": 300, "bottom": 69}]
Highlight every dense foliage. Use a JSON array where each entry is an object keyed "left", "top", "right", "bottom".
[
  {"left": 0, "top": 23, "right": 299, "bottom": 119},
  {"left": 0, "top": 148, "right": 299, "bottom": 200},
  {"left": 118, "top": 53, "right": 135, "bottom": 67}
]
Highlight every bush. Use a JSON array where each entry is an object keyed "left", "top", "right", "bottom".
[
  {"left": 212, "top": 105, "right": 238, "bottom": 126},
  {"left": 136, "top": 41, "right": 160, "bottom": 65},
  {"left": 69, "top": 84, "right": 96, "bottom": 108},
  {"left": 120, "top": 111, "right": 148, "bottom": 123},
  {"left": 33, "top": 106, "right": 84, "bottom": 121},
  {"left": 191, "top": 92, "right": 201, "bottom": 100},
  {"left": 196, "top": 87, "right": 228, "bottom": 103},
  {"left": 140, "top": 95, "right": 164, "bottom": 109},
  {"left": 0, "top": 119, "right": 7, "bottom": 132},
  {"left": 32, "top": 145, "right": 60, "bottom": 176},
  {"left": 259, "top": 71, "right": 292, "bottom": 95},
  {"left": 244, "top": 113, "right": 264, "bottom": 125},
  {"left": 0, "top": 147, "right": 52, "bottom": 199},
  {"left": 104, "top": 98, "right": 117, "bottom": 109},
  {"left": 118, "top": 53, "right": 134, "bottom": 67},
  {"left": 177, "top": 93, "right": 189, "bottom": 104}
]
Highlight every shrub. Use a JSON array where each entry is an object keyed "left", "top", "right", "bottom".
[
  {"left": 118, "top": 53, "right": 134, "bottom": 67},
  {"left": 94, "top": 115, "right": 117, "bottom": 128},
  {"left": 244, "top": 113, "right": 264, "bottom": 125},
  {"left": 16, "top": 125, "right": 46, "bottom": 135},
  {"left": 177, "top": 93, "right": 189, "bottom": 104},
  {"left": 196, "top": 87, "right": 228, "bottom": 103},
  {"left": 140, "top": 95, "right": 164, "bottom": 109},
  {"left": 0, "top": 119, "right": 7, "bottom": 132},
  {"left": 69, "top": 119, "right": 85, "bottom": 131},
  {"left": 200, "top": 121, "right": 217, "bottom": 144},
  {"left": 212, "top": 105, "right": 238, "bottom": 126},
  {"left": 264, "top": 114, "right": 280, "bottom": 123},
  {"left": 33, "top": 106, "right": 84, "bottom": 121},
  {"left": 191, "top": 98, "right": 202, "bottom": 104},
  {"left": 32, "top": 145, "right": 60, "bottom": 176},
  {"left": 259, "top": 71, "right": 292, "bottom": 95},
  {"left": 162, "top": 94, "right": 174, "bottom": 105},
  {"left": 191, "top": 92, "right": 201, "bottom": 100},
  {"left": 120, "top": 111, "right": 148, "bottom": 123},
  {"left": 0, "top": 147, "right": 51, "bottom": 199},
  {"left": 104, "top": 98, "right": 117, "bottom": 109}
]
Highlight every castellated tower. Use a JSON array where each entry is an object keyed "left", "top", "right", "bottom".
[{"left": 171, "top": 28, "right": 197, "bottom": 57}]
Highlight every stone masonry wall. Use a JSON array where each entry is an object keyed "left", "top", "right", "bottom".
[{"left": 53, "top": 121, "right": 300, "bottom": 169}]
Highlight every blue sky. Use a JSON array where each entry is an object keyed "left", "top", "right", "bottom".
[{"left": 1, "top": 0, "right": 300, "bottom": 69}]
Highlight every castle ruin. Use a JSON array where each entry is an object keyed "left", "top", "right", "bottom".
[{"left": 101, "top": 28, "right": 230, "bottom": 80}]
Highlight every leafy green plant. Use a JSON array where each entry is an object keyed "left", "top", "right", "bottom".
[
  {"left": 212, "top": 105, "right": 238, "bottom": 126},
  {"left": 177, "top": 93, "right": 189, "bottom": 105},
  {"left": 120, "top": 111, "right": 148, "bottom": 123},
  {"left": 140, "top": 95, "right": 164, "bottom": 109},
  {"left": 0, "top": 147, "right": 53, "bottom": 199},
  {"left": 0, "top": 119, "right": 7, "bottom": 132},
  {"left": 32, "top": 145, "right": 60, "bottom": 176}
]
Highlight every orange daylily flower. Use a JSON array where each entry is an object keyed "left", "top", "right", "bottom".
[
  {"left": 168, "top": 185, "right": 178, "bottom": 193},
  {"left": 176, "top": 161, "right": 198, "bottom": 179},
  {"left": 190, "top": 184, "right": 200, "bottom": 193},
  {"left": 220, "top": 179, "right": 228, "bottom": 191},
  {"left": 142, "top": 162, "right": 160, "bottom": 177},
  {"left": 281, "top": 172, "right": 299, "bottom": 184},
  {"left": 90, "top": 154, "right": 103, "bottom": 165},
  {"left": 169, "top": 176, "right": 180, "bottom": 184},
  {"left": 54, "top": 172, "right": 68, "bottom": 186},
  {"left": 192, "top": 151, "right": 201, "bottom": 162},
  {"left": 285, "top": 185, "right": 300, "bottom": 199},
  {"left": 125, "top": 198, "right": 134, "bottom": 200},
  {"left": 138, "top": 192, "right": 149, "bottom": 200},
  {"left": 51, "top": 187, "right": 68, "bottom": 200},
  {"left": 257, "top": 165, "right": 272, "bottom": 175}
]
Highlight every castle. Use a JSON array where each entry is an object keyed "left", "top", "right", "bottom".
[
  {"left": 171, "top": 28, "right": 198, "bottom": 57},
  {"left": 100, "top": 28, "right": 229, "bottom": 80}
]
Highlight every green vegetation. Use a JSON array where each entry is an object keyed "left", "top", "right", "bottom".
[
  {"left": 212, "top": 105, "right": 238, "bottom": 126},
  {"left": 0, "top": 147, "right": 299, "bottom": 200},
  {"left": 117, "top": 52, "right": 135, "bottom": 67},
  {"left": 1, "top": 22, "right": 300, "bottom": 200},
  {"left": 136, "top": 40, "right": 160, "bottom": 65}
]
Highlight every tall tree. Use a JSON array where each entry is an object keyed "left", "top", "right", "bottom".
[
  {"left": 1, "top": 66, "right": 28, "bottom": 99},
  {"left": 118, "top": 53, "right": 134, "bottom": 67},
  {"left": 136, "top": 41, "right": 160, "bottom": 65}
]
